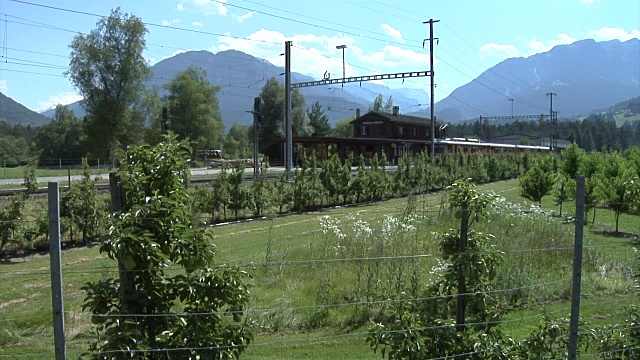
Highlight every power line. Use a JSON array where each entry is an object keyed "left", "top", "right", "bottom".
[
  {"left": 235, "top": 0, "right": 422, "bottom": 43},
  {"left": 7, "top": 0, "right": 282, "bottom": 45},
  {"left": 216, "top": 0, "right": 424, "bottom": 48}
]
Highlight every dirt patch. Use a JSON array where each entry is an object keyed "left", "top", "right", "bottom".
[{"left": 0, "top": 293, "right": 41, "bottom": 310}]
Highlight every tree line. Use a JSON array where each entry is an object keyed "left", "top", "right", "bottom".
[
  {"left": 0, "top": 8, "right": 341, "bottom": 168},
  {"left": 447, "top": 113, "right": 640, "bottom": 151}
]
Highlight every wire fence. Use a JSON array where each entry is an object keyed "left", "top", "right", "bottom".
[{"left": 0, "top": 180, "right": 638, "bottom": 359}]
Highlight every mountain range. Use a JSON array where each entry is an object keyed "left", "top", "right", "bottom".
[
  {"left": 39, "top": 49, "right": 426, "bottom": 129},
  {"left": 0, "top": 38, "right": 638, "bottom": 128},
  {"left": 430, "top": 38, "right": 640, "bottom": 122}
]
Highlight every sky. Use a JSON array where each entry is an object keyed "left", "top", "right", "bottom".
[{"left": 0, "top": 0, "right": 638, "bottom": 113}]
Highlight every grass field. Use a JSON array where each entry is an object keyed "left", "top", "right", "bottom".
[
  {"left": 0, "top": 179, "right": 638, "bottom": 359},
  {"left": 614, "top": 113, "right": 640, "bottom": 126},
  {"left": 0, "top": 165, "right": 110, "bottom": 181}
]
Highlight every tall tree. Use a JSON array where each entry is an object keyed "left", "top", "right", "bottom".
[
  {"left": 223, "top": 122, "right": 252, "bottom": 159},
  {"left": 383, "top": 95, "right": 394, "bottom": 112},
  {"left": 34, "top": 112, "right": 84, "bottom": 163},
  {"left": 52, "top": 104, "right": 77, "bottom": 122},
  {"left": 164, "top": 67, "right": 224, "bottom": 152},
  {"left": 67, "top": 8, "right": 150, "bottom": 158},
  {"left": 369, "top": 94, "right": 384, "bottom": 112},
  {"left": 307, "top": 101, "right": 331, "bottom": 137},
  {"left": 258, "top": 77, "right": 310, "bottom": 152},
  {"left": 333, "top": 117, "right": 354, "bottom": 137}
]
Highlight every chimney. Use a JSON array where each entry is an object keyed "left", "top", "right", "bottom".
[
  {"left": 356, "top": 108, "right": 361, "bottom": 118},
  {"left": 392, "top": 106, "right": 400, "bottom": 115}
]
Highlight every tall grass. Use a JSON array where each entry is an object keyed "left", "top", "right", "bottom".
[{"left": 246, "top": 191, "right": 635, "bottom": 333}]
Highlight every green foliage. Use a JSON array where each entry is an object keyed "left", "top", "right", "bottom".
[
  {"left": 552, "top": 174, "right": 576, "bottom": 216},
  {"left": 60, "top": 158, "right": 104, "bottom": 243},
  {"left": 596, "top": 152, "right": 636, "bottom": 232},
  {"left": 307, "top": 101, "right": 332, "bottom": 137},
  {"left": 249, "top": 158, "right": 272, "bottom": 216},
  {"left": 319, "top": 153, "right": 343, "bottom": 204},
  {"left": 228, "top": 161, "right": 248, "bottom": 220},
  {"left": 21, "top": 159, "right": 38, "bottom": 195},
  {"left": 272, "top": 172, "right": 293, "bottom": 213},
  {"left": 367, "top": 179, "right": 503, "bottom": 359},
  {"left": 81, "top": 135, "right": 253, "bottom": 359},
  {"left": 164, "top": 66, "right": 224, "bottom": 152},
  {"left": 223, "top": 122, "right": 252, "bottom": 159},
  {"left": 292, "top": 152, "right": 324, "bottom": 210},
  {"left": 0, "top": 194, "right": 26, "bottom": 255},
  {"left": 519, "top": 155, "right": 554, "bottom": 205},
  {"left": 258, "top": 77, "right": 310, "bottom": 152},
  {"left": 67, "top": 7, "right": 150, "bottom": 158},
  {"left": 0, "top": 135, "right": 30, "bottom": 167},
  {"left": 559, "top": 142, "right": 583, "bottom": 179},
  {"left": 332, "top": 117, "right": 354, "bottom": 137},
  {"left": 34, "top": 108, "right": 84, "bottom": 163}
]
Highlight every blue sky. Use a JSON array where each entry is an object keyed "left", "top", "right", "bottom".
[{"left": 0, "top": 0, "right": 638, "bottom": 112}]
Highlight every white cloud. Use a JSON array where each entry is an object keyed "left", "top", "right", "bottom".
[
  {"left": 380, "top": 24, "right": 404, "bottom": 42},
  {"left": 161, "top": 18, "right": 182, "bottom": 26},
  {"left": 382, "top": 45, "right": 429, "bottom": 64},
  {"left": 211, "top": 29, "right": 434, "bottom": 90},
  {"left": 192, "top": 21, "right": 203, "bottom": 27},
  {"left": 479, "top": 43, "right": 521, "bottom": 58},
  {"left": 526, "top": 33, "right": 577, "bottom": 54},
  {"left": 177, "top": 0, "right": 227, "bottom": 15},
  {"left": 234, "top": 11, "right": 255, "bottom": 23},
  {"left": 580, "top": 0, "right": 600, "bottom": 4},
  {"left": 0, "top": 80, "right": 7, "bottom": 93},
  {"left": 585, "top": 27, "right": 640, "bottom": 41},
  {"left": 36, "top": 92, "right": 83, "bottom": 112},
  {"left": 212, "top": 29, "right": 359, "bottom": 80}
]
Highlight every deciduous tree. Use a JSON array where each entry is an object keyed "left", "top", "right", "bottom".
[
  {"left": 164, "top": 67, "right": 223, "bottom": 152},
  {"left": 67, "top": 8, "right": 150, "bottom": 158},
  {"left": 258, "top": 77, "right": 310, "bottom": 152}
]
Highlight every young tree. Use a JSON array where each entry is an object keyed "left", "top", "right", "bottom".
[
  {"left": 519, "top": 155, "right": 554, "bottom": 206},
  {"left": 228, "top": 161, "right": 248, "bottom": 220},
  {"left": 82, "top": 136, "right": 252, "bottom": 358},
  {"left": 552, "top": 174, "right": 576, "bottom": 216},
  {"left": 307, "top": 101, "right": 332, "bottom": 137},
  {"left": 61, "top": 158, "right": 103, "bottom": 243},
  {"left": 559, "top": 142, "right": 583, "bottom": 179},
  {"left": 164, "top": 67, "right": 224, "bottom": 152},
  {"left": 596, "top": 152, "right": 635, "bottom": 233},
  {"left": 67, "top": 8, "right": 150, "bottom": 158}
]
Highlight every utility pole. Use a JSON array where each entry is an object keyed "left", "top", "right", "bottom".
[
  {"left": 423, "top": 19, "right": 439, "bottom": 158},
  {"left": 568, "top": 176, "right": 585, "bottom": 360},
  {"left": 336, "top": 45, "right": 347, "bottom": 88},
  {"left": 546, "top": 92, "right": 556, "bottom": 151},
  {"left": 284, "top": 41, "right": 292, "bottom": 181},
  {"left": 48, "top": 182, "right": 66, "bottom": 360},
  {"left": 508, "top": 98, "right": 514, "bottom": 117},
  {"left": 248, "top": 97, "right": 262, "bottom": 179}
]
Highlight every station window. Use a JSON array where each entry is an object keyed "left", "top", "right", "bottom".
[{"left": 360, "top": 126, "right": 368, "bottom": 136}]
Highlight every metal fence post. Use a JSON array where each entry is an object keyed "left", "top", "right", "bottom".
[
  {"left": 568, "top": 176, "right": 585, "bottom": 359},
  {"left": 48, "top": 182, "right": 66, "bottom": 360}
]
